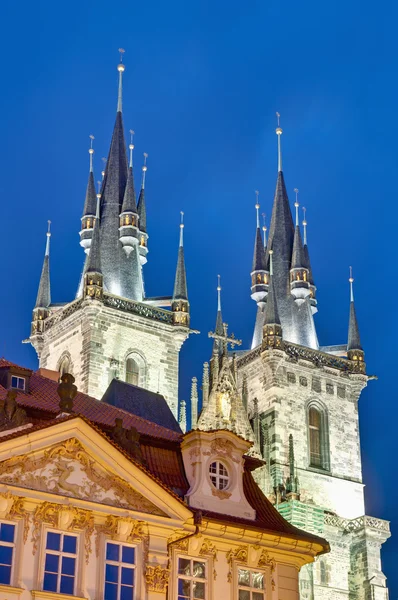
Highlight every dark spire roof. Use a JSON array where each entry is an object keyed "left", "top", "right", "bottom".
[
  {"left": 291, "top": 226, "right": 305, "bottom": 269},
  {"left": 35, "top": 226, "right": 51, "bottom": 308},
  {"left": 173, "top": 218, "right": 188, "bottom": 301},
  {"left": 347, "top": 277, "right": 362, "bottom": 351},
  {"left": 264, "top": 275, "right": 280, "bottom": 326},
  {"left": 82, "top": 170, "right": 97, "bottom": 218},
  {"left": 137, "top": 157, "right": 148, "bottom": 233},
  {"left": 86, "top": 216, "right": 102, "bottom": 274},
  {"left": 303, "top": 244, "right": 314, "bottom": 284},
  {"left": 252, "top": 227, "right": 267, "bottom": 272},
  {"left": 121, "top": 167, "right": 137, "bottom": 214}
]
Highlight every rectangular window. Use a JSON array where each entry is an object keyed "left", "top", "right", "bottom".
[
  {"left": 10, "top": 376, "right": 25, "bottom": 390},
  {"left": 177, "top": 557, "right": 206, "bottom": 600},
  {"left": 238, "top": 568, "right": 265, "bottom": 600},
  {"left": 104, "top": 542, "right": 136, "bottom": 600},
  {"left": 0, "top": 522, "right": 15, "bottom": 585},
  {"left": 43, "top": 531, "right": 77, "bottom": 595}
]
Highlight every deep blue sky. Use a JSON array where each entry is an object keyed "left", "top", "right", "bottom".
[{"left": 1, "top": 0, "right": 396, "bottom": 592}]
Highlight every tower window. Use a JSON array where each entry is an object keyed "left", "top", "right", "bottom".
[
  {"left": 126, "top": 358, "right": 139, "bottom": 386},
  {"left": 308, "top": 404, "right": 329, "bottom": 470}
]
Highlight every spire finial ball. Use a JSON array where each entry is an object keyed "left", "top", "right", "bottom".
[
  {"left": 129, "top": 144, "right": 134, "bottom": 150},
  {"left": 117, "top": 63, "right": 125, "bottom": 73},
  {"left": 255, "top": 203, "right": 260, "bottom": 210}
]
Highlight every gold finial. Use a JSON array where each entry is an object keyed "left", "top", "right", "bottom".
[
  {"left": 276, "top": 112, "right": 283, "bottom": 171},
  {"left": 117, "top": 49, "right": 125, "bottom": 112},
  {"left": 294, "top": 188, "right": 299, "bottom": 226},
  {"left": 141, "top": 153, "right": 148, "bottom": 189},
  {"left": 179, "top": 211, "right": 184, "bottom": 246},
  {"left": 255, "top": 190, "right": 260, "bottom": 228},
  {"left": 349, "top": 266, "right": 354, "bottom": 302},
  {"left": 45, "top": 220, "right": 51, "bottom": 256},
  {"left": 129, "top": 129, "right": 135, "bottom": 168},
  {"left": 88, "top": 134, "right": 95, "bottom": 172},
  {"left": 217, "top": 274, "right": 221, "bottom": 311}
]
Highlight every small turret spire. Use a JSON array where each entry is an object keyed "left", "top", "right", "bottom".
[
  {"left": 89, "top": 134, "right": 94, "bottom": 172},
  {"left": 172, "top": 212, "right": 189, "bottom": 326},
  {"left": 294, "top": 188, "right": 299, "bottom": 227},
  {"left": 276, "top": 112, "right": 283, "bottom": 172},
  {"left": 129, "top": 129, "right": 134, "bottom": 168},
  {"left": 141, "top": 153, "right": 148, "bottom": 189},
  {"left": 347, "top": 267, "right": 365, "bottom": 370},
  {"left": 217, "top": 274, "right": 222, "bottom": 312},
  {"left": 179, "top": 211, "right": 184, "bottom": 247},
  {"left": 349, "top": 266, "right": 354, "bottom": 302},
  {"left": 262, "top": 250, "right": 283, "bottom": 349},
  {"left": 262, "top": 213, "right": 267, "bottom": 249},
  {"left": 255, "top": 190, "right": 260, "bottom": 228},
  {"left": 302, "top": 206, "right": 307, "bottom": 246},
  {"left": 35, "top": 221, "right": 52, "bottom": 308},
  {"left": 117, "top": 48, "right": 125, "bottom": 113}
]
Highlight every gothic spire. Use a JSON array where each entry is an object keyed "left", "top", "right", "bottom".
[
  {"left": 291, "top": 190, "right": 306, "bottom": 270},
  {"left": 82, "top": 135, "right": 97, "bottom": 218},
  {"left": 173, "top": 212, "right": 188, "bottom": 300},
  {"left": 347, "top": 268, "right": 363, "bottom": 354},
  {"left": 213, "top": 275, "right": 224, "bottom": 355},
  {"left": 35, "top": 221, "right": 51, "bottom": 308},
  {"left": 121, "top": 130, "right": 137, "bottom": 214},
  {"left": 252, "top": 191, "right": 267, "bottom": 273},
  {"left": 137, "top": 153, "right": 148, "bottom": 233}
]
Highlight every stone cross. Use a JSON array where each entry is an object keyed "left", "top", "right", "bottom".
[{"left": 208, "top": 322, "right": 242, "bottom": 355}]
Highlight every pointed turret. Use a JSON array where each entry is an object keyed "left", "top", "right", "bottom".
[
  {"left": 347, "top": 268, "right": 365, "bottom": 370},
  {"left": 263, "top": 251, "right": 283, "bottom": 349},
  {"left": 191, "top": 377, "right": 198, "bottom": 429},
  {"left": 98, "top": 51, "right": 128, "bottom": 294},
  {"left": 251, "top": 191, "right": 269, "bottom": 301},
  {"left": 31, "top": 222, "right": 52, "bottom": 338},
  {"left": 213, "top": 275, "right": 224, "bottom": 355},
  {"left": 302, "top": 207, "right": 318, "bottom": 314},
  {"left": 201, "top": 362, "right": 209, "bottom": 413},
  {"left": 137, "top": 153, "right": 149, "bottom": 265},
  {"left": 84, "top": 198, "right": 103, "bottom": 300},
  {"left": 179, "top": 400, "right": 187, "bottom": 433},
  {"left": 290, "top": 189, "right": 310, "bottom": 304},
  {"left": 119, "top": 130, "right": 139, "bottom": 256},
  {"left": 172, "top": 212, "right": 189, "bottom": 326},
  {"left": 80, "top": 135, "right": 97, "bottom": 252}
]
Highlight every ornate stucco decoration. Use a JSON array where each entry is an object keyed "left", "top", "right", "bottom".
[
  {"left": 32, "top": 502, "right": 94, "bottom": 563},
  {"left": 0, "top": 438, "right": 165, "bottom": 516},
  {"left": 257, "top": 548, "right": 276, "bottom": 572},
  {"left": 0, "top": 492, "right": 30, "bottom": 542},
  {"left": 199, "top": 538, "right": 218, "bottom": 580},
  {"left": 211, "top": 487, "right": 231, "bottom": 500},
  {"left": 209, "top": 439, "right": 240, "bottom": 464},
  {"left": 145, "top": 564, "right": 170, "bottom": 592},
  {"left": 95, "top": 515, "right": 149, "bottom": 563},
  {"left": 167, "top": 533, "right": 190, "bottom": 553},
  {"left": 226, "top": 545, "right": 248, "bottom": 582}
]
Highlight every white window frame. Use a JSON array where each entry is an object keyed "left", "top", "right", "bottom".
[
  {"left": 103, "top": 540, "right": 137, "bottom": 600},
  {"left": 0, "top": 520, "right": 17, "bottom": 587},
  {"left": 10, "top": 376, "right": 25, "bottom": 391},
  {"left": 176, "top": 555, "right": 208, "bottom": 600},
  {"left": 40, "top": 529, "right": 79, "bottom": 596},
  {"left": 235, "top": 565, "right": 268, "bottom": 600},
  {"left": 209, "top": 461, "right": 229, "bottom": 491}
]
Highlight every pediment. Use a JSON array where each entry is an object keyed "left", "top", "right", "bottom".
[{"left": 0, "top": 436, "right": 166, "bottom": 516}]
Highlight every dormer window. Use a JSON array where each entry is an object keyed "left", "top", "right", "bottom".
[
  {"left": 209, "top": 461, "right": 229, "bottom": 490},
  {"left": 11, "top": 376, "right": 25, "bottom": 391}
]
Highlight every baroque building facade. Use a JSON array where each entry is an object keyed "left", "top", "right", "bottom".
[{"left": 24, "top": 57, "right": 390, "bottom": 600}]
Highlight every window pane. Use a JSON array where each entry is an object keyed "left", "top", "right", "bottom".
[
  {"left": 121, "top": 585, "right": 134, "bottom": 600},
  {"left": 252, "top": 572, "right": 264, "bottom": 589},
  {"left": 106, "top": 543, "right": 120, "bottom": 562},
  {"left": 105, "top": 564, "right": 118, "bottom": 583},
  {"left": 238, "top": 591, "right": 250, "bottom": 600},
  {"left": 0, "top": 524, "right": 15, "bottom": 543},
  {"left": 238, "top": 569, "right": 250, "bottom": 586},
  {"left": 63, "top": 535, "right": 77, "bottom": 554},
  {"left": 178, "top": 558, "right": 191, "bottom": 576},
  {"left": 62, "top": 556, "right": 75, "bottom": 576},
  {"left": 0, "top": 546, "right": 13, "bottom": 566},
  {"left": 122, "top": 546, "right": 135, "bottom": 564},
  {"left": 43, "top": 572, "right": 58, "bottom": 591},
  {"left": 178, "top": 578, "right": 191, "bottom": 596},
  {"left": 193, "top": 561, "right": 205, "bottom": 579},
  {"left": 0, "top": 565, "right": 11, "bottom": 585},
  {"left": 17, "top": 378, "right": 25, "bottom": 389},
  {"left": 105, "top": 582, "right": 118, "bottom": 600},
  {"left": 45, "top": 553, "right": 59, "bottom": 573},
  {"left": 60, "top": 575, "right": 74, "bottom": 595},
  {"left": 46, "top": 532, "right": 61, "bottom": 551},
  {"left": 253, "top": 593, "right": 265, "bottom": 600},
  {"left": 121, "top": 567, "right": 134, "bottom": 585},
  {"left": 193, "top": 581, "right": 205, "bottom": 599}
]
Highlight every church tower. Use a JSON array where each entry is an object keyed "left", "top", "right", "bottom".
[{"left": 28, "top": 54, "right": 192, "bottom": 417}]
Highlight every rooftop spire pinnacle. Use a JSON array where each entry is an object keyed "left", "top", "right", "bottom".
[
  {"left": 141, "top": 153, "right": 148, "bottom": 189},
  {"left": 294, "top": 188, "right": 299, "bottom": 226},
  {"left": 347, "top": 266, "right": 364, "bottom": 362},
  {"left": 45, "top": 220, "right": 51, "bottom": 256},
  {"left": 269, "top": 249, "right": 273, "bottom": 276},
  {"left": 217, "top": 274, "right": 222, "bottom": 312},
  {"left": 101, "top": 157, "right": 106, "bottom": 180},
  {"left": 276, "top": 112, "right": 283, "bottom": 172},
  {"left": 255, "top": 190, "right": 260, "bottom": 228},
  {"left": 302, "top": 206, "right": 307, "bottom": 245},
  {"left": 262, "top": 213, "right": 267, "bottom": 249},
  {"left": 179, "top": 211, "right": 184, "bottom": 247},
  {"left": 129, "top": 129, "right": 134, "bottom": 168},
  {"left": 349, "top": 266, "right": 354, "bottom": 302},
  {"left": 89, "top": 135, "right": 94, "bottom": 173},
  {"left": 117, "top": 48, "right": 125, "bottom": 113}
]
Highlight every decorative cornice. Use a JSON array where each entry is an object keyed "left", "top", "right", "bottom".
[
  {"left": 103, "top": 293, "right": 174, "bottom": 325},
  {"left": 95, "top": 515, "right": 149, "bottom": 562}
]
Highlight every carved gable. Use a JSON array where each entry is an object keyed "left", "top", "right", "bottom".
[{"left": 0, "top": 437, "right": 166, "bottom": 516}]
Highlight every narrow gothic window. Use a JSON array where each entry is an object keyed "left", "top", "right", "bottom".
[
  {"left": 308, "top": 405, "right": 329, "bottom": 470},
  {"left": 126, "top": 358, "right": 139, "bottom": 386},
  {"left": 58, "top": 357, "right": 71, "bottom": 376}
]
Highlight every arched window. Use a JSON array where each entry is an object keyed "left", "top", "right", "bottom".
[
  {"left": 308, "top": 403, "right": 329, "bottom": 470},
  {"left": 126, "top": 358, "right": 139, "bottom": 385},
  {"left": 57, "top": 353, "right": 72, "bottom": 377}
]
